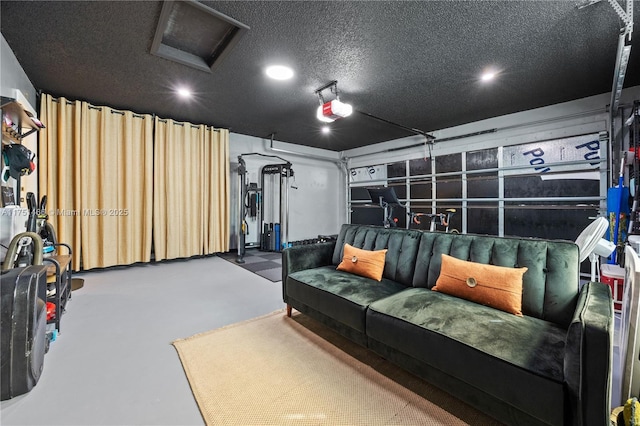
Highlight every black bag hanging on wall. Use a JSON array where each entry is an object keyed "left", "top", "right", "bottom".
[{"left": 2, "top": 143, "right": 36, "bottom": 181}]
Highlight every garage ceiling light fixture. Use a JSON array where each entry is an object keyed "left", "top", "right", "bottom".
[
  {"left": 265, "top": 65, "right": 294, "bottom": 80},
  {"left": 177, "top": 87, "right": 192, "bottom": 98},
  {"left": 315, "top": 80, "right": 352, "bottom": 122},
  {"left": 481, "top": 70, "right": 497, "bottom": 82}
]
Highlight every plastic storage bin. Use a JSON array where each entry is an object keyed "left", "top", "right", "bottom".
[{"left": 601, "top": 263, "right": 625, "bottom": 313}]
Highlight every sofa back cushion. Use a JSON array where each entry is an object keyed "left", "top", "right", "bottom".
[
  {"left": 332, "top": 224, "right": 422, "bottom": 287},
  {"left": 412, "top": 231, "right": 580, "bottom": 327}
]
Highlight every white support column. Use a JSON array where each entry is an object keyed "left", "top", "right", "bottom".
[
  {"left": 461, "top": 151, "right": 467, "bottom": 234},
  {"left": 498, "top": 146, "right": 505, "bottom": 237},
  {"left": 431, "top": 156, "right": 437, "bottom": 215},
  {"left": 600, "top": 132, "right": 611, "bottom": 216},
  {"left": 405, "top": 159, "right": 410, "bottom": 229}
]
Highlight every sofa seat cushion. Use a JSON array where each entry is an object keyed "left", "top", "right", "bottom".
[
  {"left": 287, "top": 266, "right": 407, "bottom": 332},
  {"left": 367, "top": 287, "right": 568, "bottom": 425}
]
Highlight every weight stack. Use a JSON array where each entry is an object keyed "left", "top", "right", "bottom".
[
  {"left": 1, "top": 265, "right": 49, "bottom": 401},
  {"left": 274, "top": 223, "right": 281, "bottom": 252},
  {"left": 261, "top": 223, "right": 269, "bottom": 251},
  {"left": 269, "top": 223, "right": 276, "bottom": 251}
]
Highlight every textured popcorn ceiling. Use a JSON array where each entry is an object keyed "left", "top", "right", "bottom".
[{"left": 1, "top": 1, "right": 639, "bottom": 151}]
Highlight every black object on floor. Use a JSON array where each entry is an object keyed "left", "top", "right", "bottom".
[
  {"left": 1, "top": 265, "right": 49, "bottom": 401},
  {"left": 71, "top": 278, "right": 84, "bottom": 291},
  {"left": 217, "top": 249, "right": 282, "bottom": 282}
]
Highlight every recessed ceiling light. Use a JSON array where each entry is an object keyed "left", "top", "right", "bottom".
[
  {"left": 177, "top": 87, "right": 192, "bottom": 98},
  {"left": 321, "top": 126, "right": 331, "bottom": 134},
  {"left": 480, "top": 71, "right": 497, "bottom": 82},
  {"left": 266, "top": 65, "right": 294, "bottom": 80}
]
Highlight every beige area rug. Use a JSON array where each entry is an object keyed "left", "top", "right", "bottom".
[{"left": 172, "top": 310, "right": 503, "bottom": 425}]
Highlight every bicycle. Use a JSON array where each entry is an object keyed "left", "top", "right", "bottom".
[{"left": 408, "top": 209, "right": 459, "bottom": 233}]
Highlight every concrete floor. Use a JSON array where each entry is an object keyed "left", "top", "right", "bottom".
[
  {"left": 0, "top": 256, "right": 284, "bottom": 425},
  {"left": 0, "top": 258, "right": 625, "bottom": 424}
]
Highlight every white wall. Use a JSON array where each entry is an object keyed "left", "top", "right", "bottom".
[
  {"left": 1, "top": 35, "right": 39, "bottom": 207},
  {"left": 229, "top": 133, "right": 346, "bottom": 249},
  {"left": 1, "top": 35, "right": 36, "bottom": 104}
]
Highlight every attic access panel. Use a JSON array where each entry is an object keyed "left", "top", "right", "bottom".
[{"left": 151, "top": 0, "right": 249, "bottom": 73}]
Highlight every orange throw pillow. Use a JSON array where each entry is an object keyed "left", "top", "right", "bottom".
[
  {"left": 336, "top": 243, "right": 388, "bottom": 281},
  {"left": 433, "top": 254, "right": 528, "bottom": 316}
]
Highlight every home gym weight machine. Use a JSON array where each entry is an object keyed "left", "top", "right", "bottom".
[{"left": 236, "top": 153, "right": 294, "bottom": 263}]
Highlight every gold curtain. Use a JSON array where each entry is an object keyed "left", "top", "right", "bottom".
[
  {"left": 79, "top": 105, "right": 153, "bottom": 269},
  {"left": 203, "top": 126, "right": 230, "bottom": 254},
  {"left": 153, "top": 117, "right": 229, "bottom": 261},
  {"left": 38, "top": 95, "right": 82, "bottom": 269},
  {"left": 39, "top": 95, "right": 154, "bottom": 270}
]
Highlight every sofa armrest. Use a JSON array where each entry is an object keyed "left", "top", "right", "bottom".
[
  {"left": 282, "top": 241, "right": 336, "bottom": 302},
  {"left": 564, "top": 281, "right": 613, "bottom": 426}
]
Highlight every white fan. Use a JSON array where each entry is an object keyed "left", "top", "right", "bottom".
[{"left": 575, "top": 217, "right": 616, "bottom": 281}]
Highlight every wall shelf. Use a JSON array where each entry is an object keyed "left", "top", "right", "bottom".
[{"left": 1, "top": 97, "right": 45, "bottom": 145}]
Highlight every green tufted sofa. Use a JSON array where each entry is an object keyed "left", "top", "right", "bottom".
[{"left": 282, "top": 224, "right": 613, "bottom": 426}]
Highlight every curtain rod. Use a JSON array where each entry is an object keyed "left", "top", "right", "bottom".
[
  {"left": 155, "top": 117, "right": 222, "bottom": 131},
  {"left": 47, "top": 94, "right": 224, "bottom": 128},
  {"left": 51, "top": 96, "right": 144, "bottom": 118}
]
